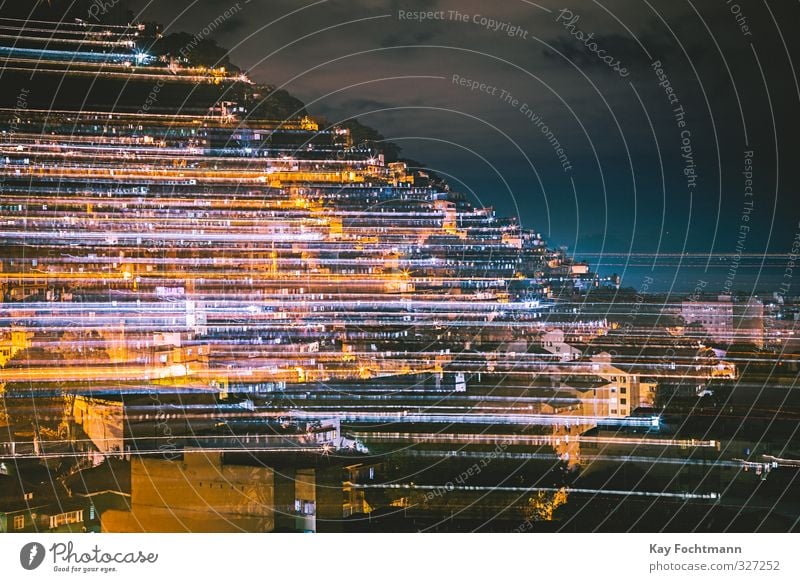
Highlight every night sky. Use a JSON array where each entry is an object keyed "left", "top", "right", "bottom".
[{"left": 22, "top": 1, "right": 800, "bottom": 287}]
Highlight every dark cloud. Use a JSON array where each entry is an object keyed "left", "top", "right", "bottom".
[
  {"left": 128, "top": 0, "right": 799, "bottom": 263},
  {"left": 543, "top": 33, "right": 646, "bottom": 70}
]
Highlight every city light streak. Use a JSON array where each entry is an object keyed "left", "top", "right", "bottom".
[{"left": 348, "top": 482, "right": 720, "bottom": 501}]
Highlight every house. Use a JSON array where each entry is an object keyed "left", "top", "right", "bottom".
[
  {"left": 100, "top": 449, "right": 347, "bottom": 533},
  {"left": 0, "top": 472, "right": 99, "bottom": 532},
  {"left": 590, "top": 352, "right": 658, "bottom": 416},
  {"left": 540, "top": 328, "right": 582, "bottom": 362},
  {"left": 681, "top": 296, "right": 764, "bottom": 348},
  {"left": 0, "top": 326, "right": 31, "bottom": 367},
  {"left": 101, "top": 450, "right": 276, "bottom": 533}
]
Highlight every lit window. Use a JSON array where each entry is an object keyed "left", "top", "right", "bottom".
[
  {"left": 13, "top": 515, "right": 24, "bottom": 530},
  {"left": 49, "top": 510, "right": 83, "bottom": 529}
]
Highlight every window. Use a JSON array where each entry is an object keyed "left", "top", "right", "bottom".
[
  {"left": 620, "top": 398, "right": 627, "bottom": 405},
  {"left": 24, "top": 492, "right": 33, "bottom": 501},
  {"left": 13, "top": 515, "right": 24, "bottom": 530},
  {"left": 49, "top": 510, "right": 83, "bottom": 529},
  {"left": 620, "top": 387, "right": 627, "bottom": 394}
]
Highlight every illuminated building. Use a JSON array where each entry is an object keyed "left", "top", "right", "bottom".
[{"left": 102, "top": 451, "right": 275, "bottom": 532}]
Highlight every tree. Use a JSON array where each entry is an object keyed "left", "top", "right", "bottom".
[{"left": 522, "top": 487, "right": 568, "bottom": 522}]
